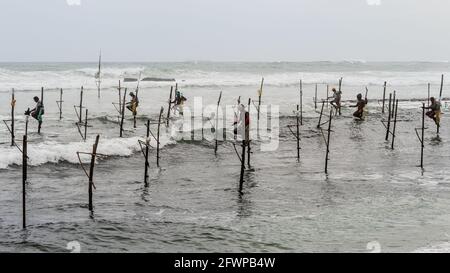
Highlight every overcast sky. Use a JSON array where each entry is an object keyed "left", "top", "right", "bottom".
[{"left": 1, "top": 0, "right": 449, "bottom": 62}]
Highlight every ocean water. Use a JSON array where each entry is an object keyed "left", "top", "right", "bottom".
[{"left": 0, "top": 62, "right": 450, "bottom": 253}]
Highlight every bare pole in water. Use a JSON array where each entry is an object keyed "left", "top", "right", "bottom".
[
  {"left": 120, "top": 88, "right": 127, "bottom": 137},
  {"left": 427, "top": 83, "right": 431, "bottom": 107},
  {"left": 391, "top": 99, "right": 399, "bottom": 150},
  {"left": 38, "top": 87, "right": 44, "bottom": 134},
  {"left": 214, "top": 91, "right": 223, "bottom": 155},
  {"left": 296, "top": 104, "right": 300, "bottom": 161},
  {"left": 421, "top": 103, "right": 425, "bottom": 168},
  {"left": 314, "top": 84, "right": 318, "bottom": 110},
  {"left": 247, "top": 98, "right": 251, "bottom": 168},
  {"left": 79, "top": 87, "right": 84, "bottom": 124},
  {"left": 96, "top": 51, "right": 102, "bottom": 98},
  {"left": 382, "top": 82, "right": 387, "bottom": 114},
  {"left": 325, "top": 109, "right": 333, "bottom": 174},
  {"left": 257, "top": 77, "right": 264, "bottom": 122},
  {"left": 239, "top": 138, "right": 246, "bottom": 193},
  {"left": 166, "top": 86, "right": 173, "bottom": 127},
  {"left": 144, "top": 120, "right": 150, "bottom": 186},
  {"left": 22, "top": 135, "right": 27, "bottom": 229},
  {"left": 157, "top": 107, "right": 164, "bottom": 167},
  {"left": 439, "top": 74, "right": 444, "bottom": 101},
  {"left": 10, "top": 89, "right": 15, "bottom": 146},
  {"left": 317, "top": 100, "right": 325, "bottom": 129},
  {"left": 118, "top": 81, "right": 122, "bottom": 111},
  {"left": 326, "top": 84, "right": 329, "bottom": 108},
  {"left": 385, "top": 93, "right": 392, "bottom": 141},
  {"left": 56, "top": 88, "right": 63, "bottom": 120},
  {"left": 88, "top": 135, "right": 100, "bottom": 211},
  {"left": 299, "top": 80, "right": 303, "bottom": 125},
  {"left": 84, "top": 109, "right": 88, "bottom": 141},
  {"left": 391, "top": 90, "right": 396, "bottom": 119}
]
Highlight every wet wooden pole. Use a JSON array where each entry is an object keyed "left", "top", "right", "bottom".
[
  {"left": 22, "top": 135, "right": 27, "bottom": 229},
  {"left": 317, "top": 100, "right": 325, "bottom": 128},
  {"left": 421, "top": 103, "right": 425, "bottom": 168},
  {"left": 57, "top": 88, "right": 63, "bottom": 120},
  {"left": 385, "top": 93, "right": 392, "bottom": 141},
  {"left": 391, "top": 99, "right": 399, "bottom": 150},
  {"left": 391, "top": 90, "right": 396, "bottom": 119},
  {"left": 247, "top": 98, "right": 251, "bottom": 168},
  {"left": 88, "top": 135, "right": 100, "bottom": 211},
  {"left": 326, "top": 84, "right": 330, "bottom": 108},
  {"left": 325, "top": 109, "right": 333, "bottom": 174},
  {"left": 239, "top": 140, "right": 246, "bottom": 193},
  {"left": 10, "top": 89, "right": 15, "bottom": 146},
  {"left": 427, "top": 83, "right": 431, "bottom": 107},
  {"left": 38, "top": 87, "right": 44, "bottom": 134},
  {"left": 439, "top": 74, "right": 444, "bottom": 100},
  {"left": 118, "top": 81, "right": 122, "bottom": 111},
  {"left": 214, "top": 91, "right": 223, "bottom": 155},
  {"left": 79, "top": 86, "right": 84, "bottom": 124},
  {"left": 120, "top": 88, "right": 126, "bottom": 137},
  {"left": 144, "top": 120, "right": 150, "bottom": 186},
  {"left": 382, "top": 81, "right": 387, "bottom": 114},
  {"left": 84, "top": 109, "right": 88, "bottom": 141},
  {"left": 166, "top": 86, "right": 173, "bottom": 127},
  {"left": 157, "top": 107, "right": 164, "bottom": 167},
  {"left": 257, "top": 77, "right": 264, "bottom": 122},
  {"left": 314, "top": 84, "right": 318, "bottom": 110},
  {"left": 299, "top": 80, "right": 303, "bottom": 125},
  {"left": 296, "top": 104, "right": 300, "bottom": 161}
]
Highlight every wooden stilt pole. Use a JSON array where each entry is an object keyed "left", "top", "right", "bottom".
[
  {"left": 299, "top": 80, "right": 303, "bottom": 125},
  {"left": 88, "top": 135, "right": 100, "bottom": 211},
  {"left": 214, "top": 91, "right": 223, "bottom": 155},
  {"left": 157, "top": 107, "right": 164, "bottom": 167},
  {"left": 421, "top": 103, "right": 425, "bottom": 168},
  {"left": 11, "top": 89, "right": 15, "bottom": 146},
  {"left": 427, "top": 83, "right": 431, "bottom": 107},
  {"left": 382, "top": 81, "right": 387, "bottom": 114},
  {"left": 79, "top": 86, "right": 83, "bottom": 124},
  {"left": 166, "top": 86, "right": 173, "bottom": 127},
  {"left": 247, "top": 98, "right": 251, "bottom": 168},
  {"left": 439, "top": 74, "right": 444, "bottom": 100},
  {"left": 120, "top": 88, "right": 126, "bottom": 137},
  {"left": 326, "top": 84, "right": 330, "bottom": 108},
  {"left": 317, "top": 100, "right": 325, "bottom": 128},
  {"left": 38, "top": 87, "right": 44, "bottom": 134},
  {"left": 257, "top": 78, "right": 264, "bottom": 122},
  {"left": 314, "top": 84, "right": 318, "bottom": 110},
  {"left": 84, "top": 109, "right": 88, "bottom": 141},
  {"left": 325, "top": 109, "right": 333, "bottom": 174},
  {"left": 118, "top": 81, "right": 122, "bottom": 112},
  {"left": 296, "top": 104, "right": 300, "bottom": 161},
  {"left": 239, "top": 140, "right": 246, "bottom": 193},
  {"left": 58, "top": 88, "right": 63, "bottom": 120},
  {"left": 391, "top": 91, "right": 396, "bottom": 119},
  {"left": 385, "top": 93, "right": 392, "bottom": 141},
  {"left": 22, "top": 135, "right": 27, "bottom": 229},
  {"left": 144, "top": 120, "right": 150, "bottom": 186},
  {"left": 391, "top": 99, "right": 399, "bottom": 150}
]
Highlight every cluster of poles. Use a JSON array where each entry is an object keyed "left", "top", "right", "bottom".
[{"left": 1, "top": 73, "right": 445, "bottom": 229}]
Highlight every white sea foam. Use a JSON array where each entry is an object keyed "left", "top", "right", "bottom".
[
  {"left": 0, "top": 134, "right": 175, "bottom": 169},
  {"left": 413, "top": 242, "right": 450, "bottom": 253}
]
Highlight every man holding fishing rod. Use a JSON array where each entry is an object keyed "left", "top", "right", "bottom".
[
  {"left": 327, "top": 87, "right": 342, "bottom": 115},
  {"left": 424, "top": 97, "right": 442, "bottom": 126},
  {"left": 350, "top": 93, "right": 368, "bottom": 120},
  {"left": 25, "top": 96, "right": 44, "bottom": 133}
]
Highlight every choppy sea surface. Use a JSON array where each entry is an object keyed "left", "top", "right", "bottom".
[{"left": 1, "top": 61, "right": 450, "bottom": 253}]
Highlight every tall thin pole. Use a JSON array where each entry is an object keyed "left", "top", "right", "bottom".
[
  {"left": 325, "top": 109, "right": 333, "bottom": 174},
  {"left": 166, "top": 86, "right": 173, "bottom": 127},
  {"left": 326, "top": 84, "right": 330, "bottom": 108},
  {"left": 314, "top": 84, "right": 318, "bottom": 110},
  {"left": 79, "top": 86, "right": 84, "bottom": 124},
  {"left": 385, "top": 93, "right": 392, "bottom": 141},
  {"left": 118, "top": 81, "right": 122, "bottom": 111},
  {"left": 239, "top": 140, "right": 246, "bottom": 193},
  {"left": 421, "top": 103, "right": 425, "bottom": 168},
  {"left": 391, "top": 90, "right": 396, "bottom": 119},
  {"left": 157, "top": 107, "right": 164, "bottom": 167},
  {"left": 391, "top": 99, "right": 398, "bottom": 150},
  {"left": 11, "top": 89, "right": 15, "bottom": 146},
  {"left": 88, "top": 135, "right": 100, "bottom": 211},
  {"left": 59, "top": 88, "right": 63, "bottom": 120},
  {"left": 22, "top": 135, "right": 27, "bottom": 229},
  {"left": 247, "top": 98, "right": 251, "bottom": 168},
  {"left": 296, "top": 104, "right": 300, "bottom": 161},
  {"left": 439, "top": 74, "right": 444, "bottom": 101},
  {"left": 317, "top": 101, "right": 325, "bottom": 128},
  {"left": 382, "top": 81, "right": 387, "bottom": 114},
  {"left": 214, "top": 91, "right": 223, "bottom": 155},
  {"left": 427, "top": 83, "right": 431, "bottom": 107},
  {"left": 144, "top": 120, "right": 150, "bottom": 186},
  {"left": 299, "top": 80, "right": 303, "bottom": 125},
  {"left": 120, "top": 88, "right": 126, "bottom": 137},
  {"left": 257, "top": 77, "right": 264, "bottom": 122},
  {"left": 84, "top": 109, "right": 88, "bottom": 141}
]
